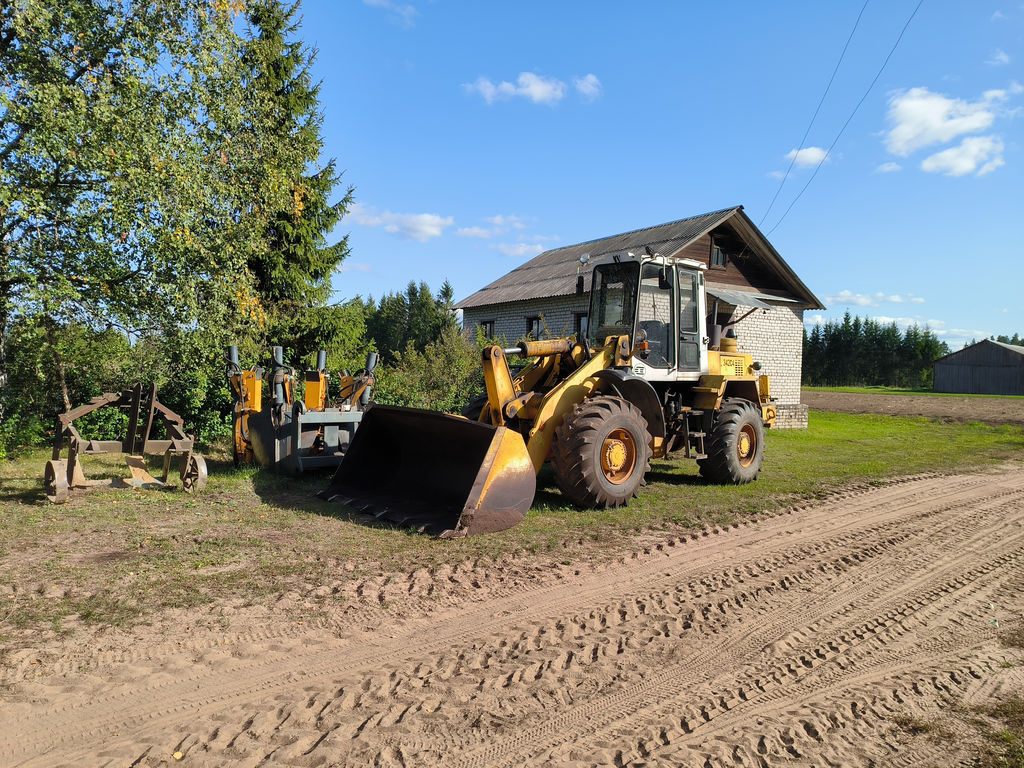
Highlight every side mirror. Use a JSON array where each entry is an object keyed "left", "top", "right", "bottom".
[{"left": 658, "top": 266, "right": 671, "bottom": 290}]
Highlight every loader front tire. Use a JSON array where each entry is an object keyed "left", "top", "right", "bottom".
[
  {"left": 698, "top": 398, "right": 765, "bottom": 484},
  {"left": 552, "top": 396, "right": 652, "bottom": 509}
]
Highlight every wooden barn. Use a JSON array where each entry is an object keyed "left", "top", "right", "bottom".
[
  {"left": 933, "top": 340, "right": 1024, "bottom": 395},
  {"left": 455, "top": 206, "right": 824, "bottom": 428}
]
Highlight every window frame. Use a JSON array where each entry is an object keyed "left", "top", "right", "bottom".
[
  {"left": 710, "top": 239, "right": 727, "bottom": 269},
  {"left": 526, "top": 316, "right": 541, "bottom": 339},
  {"left": 574, "top": 312, "right": 589, "bottom": 339},
  {"left": 479, "top": 319, "right": 495, "bottom": 338}
]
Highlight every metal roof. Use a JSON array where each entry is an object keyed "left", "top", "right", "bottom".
[
  {"left": 456, "top": 208, "right": 740, "bottom": 309},
  {"left": 992, "top": 340, "right": 1024, "bottom": 356},
  {"left": 455, "top": 206, "right": 824, "bottom": 310}
]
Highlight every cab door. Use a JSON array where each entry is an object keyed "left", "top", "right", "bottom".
[{"left": 676, "top": 268, "right": 706, "bottom": 375}]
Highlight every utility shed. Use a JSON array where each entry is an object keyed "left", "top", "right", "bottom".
[
  {"left": 933, "top": 340, "right": 1024, "bottom": 395},
  {"left": 455, "top": 206, "right": 824, "bottom": 428}
]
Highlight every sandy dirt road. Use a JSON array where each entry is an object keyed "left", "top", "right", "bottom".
[{"left": 3, "top": 469, "right": 1024, "bottom": 767}]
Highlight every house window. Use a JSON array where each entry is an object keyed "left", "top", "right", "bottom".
[
  {"left": 574, "top": 313, "right": 589, "bottom": 338},
  {"left": 479, "top": 320, "right": 495, "bottom": 338},
  {"left": 711, "top": 241, "right": 727, "bottom": 268},
  {"left": 526, "top": 316, "right": 542, "bottom": 338}
]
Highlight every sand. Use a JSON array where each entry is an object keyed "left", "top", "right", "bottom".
[{"left": 3, "top": 469, "right": 1023, "bottom": 767}]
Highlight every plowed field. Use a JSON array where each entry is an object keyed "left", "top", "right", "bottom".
[
  {"left": 802, "top": 389, "right": 1024, "bottom": 426},
  {"left": 3, "top": 470, "right": 1023, "bottom": 767}
]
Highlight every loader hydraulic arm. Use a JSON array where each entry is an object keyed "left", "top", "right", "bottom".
[{"left": 481, "top": 339, "right": 577, "bottom": 426}]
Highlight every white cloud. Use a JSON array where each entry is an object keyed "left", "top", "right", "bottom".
[
  {"left": 456, "top": 226, "right": 491, "bottom": 239},
  {"left": 494, "top": 242, "right": 546, "bottom": 258},
  {"left": 465, "top": 72, "right": 567, "bottom": 105},
  {"left": 992, "top": 10, "right": 1007, "bottom": 20},
  {"left": 348, "top": 203, "right": 453, "bottom": 242},
  {"left": 362, "top": 0, "right": 418, "bottom": 28},
  {"left": 766, "top": 170, "right": 786, "bottom": 179},
  {"left": 338, "top": 262, "right": 372, "bottom": 274},
  {"left": 804, "top": 313, "right": 827, "bottom": 326},
  {"left": 987, "top": 48, "right": 1011, "bottom": 66},
  {"left": 1011, "top": 81, "right": 1024, "bottom": 94},
  {"left": 883, "top": 87, "right": 1001, "bottom": 156},
  {"left": 785, "top": 146, "right": 829, "bottom": 167},
  {"left": 573, "top": 74, "right": 602, "bottom": 101},
  {"left": 824, "top": 290, "right": 926, "bottom": 307},
  {"left": 920, "top": 135, "right": 1005, "bottom": 176},
  {"left": 874, "top": 162, "right": 902, "bottom": 173},
  {"left": 484, "top": 214, "right": 529, "bottom": 231}
]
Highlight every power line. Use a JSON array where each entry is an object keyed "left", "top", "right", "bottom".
[
  {"left": 759, "top": 0, "right": 870, "bottom": 228},
  {"left": 765, "top": 0, "right": 925, "bottom": 237}
]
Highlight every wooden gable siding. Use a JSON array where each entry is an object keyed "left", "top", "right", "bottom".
[{"left": 674, "top": 230, "right": 790, "bottom": 296}]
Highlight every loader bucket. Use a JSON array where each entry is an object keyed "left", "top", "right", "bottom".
[{"left": 320, "top": 405, "right": 535, "bottom": 537}]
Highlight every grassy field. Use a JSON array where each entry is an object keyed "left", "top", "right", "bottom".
[
  {"left": 803, "top": 385, "right": 1024, "bottom": 399},
  {"left": 1, "top": 411, "right": 1022, "bottom": 634}
]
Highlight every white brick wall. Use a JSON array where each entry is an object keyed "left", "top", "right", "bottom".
[
  {"left": 724, "top": 304, "right": 804, "bottom": 406},
  {"left": 463, "top": 297, "right": 809, "bottom": 427},
  {"left": 464, "top": 296, "right": 590, "bottom": 345}
]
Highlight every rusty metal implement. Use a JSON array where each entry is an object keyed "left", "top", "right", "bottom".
[
  {"left": 319, "top": 405, "right": 534, "bottom": 537},
  {"left": 44, "top": 383, "right": 207, "bottom": 503}
]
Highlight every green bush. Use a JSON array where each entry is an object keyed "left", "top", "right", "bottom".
[{"left": 374, "top": 326, "right": 483, "bottom": 414}]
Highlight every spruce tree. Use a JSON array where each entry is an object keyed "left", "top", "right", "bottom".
[{"left": 241, "top": 0, "right": 353, "bottom": 362}]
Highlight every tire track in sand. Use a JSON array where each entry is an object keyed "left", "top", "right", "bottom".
[{"left": 2, "top": 469, "right": 1022, "bottom": 767}]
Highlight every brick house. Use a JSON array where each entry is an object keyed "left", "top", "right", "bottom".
[{"left": 455, "top": 206, "right": 824, "bottom": 428}]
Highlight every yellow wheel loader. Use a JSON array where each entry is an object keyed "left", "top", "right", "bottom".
[{"left": 322, "top": 254, "right": 775, "bottom": 536}]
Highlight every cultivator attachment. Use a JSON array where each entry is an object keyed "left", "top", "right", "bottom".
[{"left": 319, "top": 405, "right": 535, "bottom": 537}]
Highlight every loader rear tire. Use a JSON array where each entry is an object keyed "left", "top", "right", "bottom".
[
  {"left": 460, "top": 393, "right": 492, "bottom": 423},
  {"left": 552, "top": 396, "right": 652, "bottom": 509},
  {"left": 698, "top": 398, "right": 764, "bottom": 484}
]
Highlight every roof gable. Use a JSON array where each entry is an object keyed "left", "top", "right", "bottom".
[{"left": 455, "top": 206, "right": 823, "bottom": 310}]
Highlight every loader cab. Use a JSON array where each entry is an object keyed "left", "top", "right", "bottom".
[{"left": 587, "top": 256, "right": 708, "bottom": 381}]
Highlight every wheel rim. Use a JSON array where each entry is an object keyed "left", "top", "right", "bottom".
[
  {"left": 601, "top": 428, "right": 637, "bottom": 485},
  {"left": 737, "top": 423, "right": 758, "bottom": 467},
  {"left": 44, "top": 460, "right": 69, "bottom": 503},
  {"left": 182, "top": 455, "right": 208, "bottom": 494}
]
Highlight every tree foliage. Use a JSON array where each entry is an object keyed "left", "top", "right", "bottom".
[
  {"left": 802, "top": 312, "right": 950, "bottom": 389},
  {"left": 0, "top": 0, "right": 359, "bottom": 454}
]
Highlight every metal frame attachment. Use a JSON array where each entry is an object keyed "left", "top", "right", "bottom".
[{"left": 44, "top": 383, "right": 207, "bottom": 504}]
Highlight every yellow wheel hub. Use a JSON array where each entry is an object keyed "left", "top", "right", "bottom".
[
  {"left": 601, "top": 428, "right": 637, "bottom": 485},
  {"left": 737, "top": 424, "right": 757, "bottom": 468}
]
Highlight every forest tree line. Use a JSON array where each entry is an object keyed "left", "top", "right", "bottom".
[{"left": 802, "top": 313, "right": 950, "bottom": 389}]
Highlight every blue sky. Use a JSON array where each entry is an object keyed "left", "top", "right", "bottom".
[{"left": 302, "top": 1, "right": 1022, "bottom": 349}]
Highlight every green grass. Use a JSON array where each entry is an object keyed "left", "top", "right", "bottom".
[
  {"left": 803, "top": 385, "right": 1024, "bottom": 399},
  {"left": 973, "top": 697, "right": 1024, "bottom": 768},
  {"left": 1, "top": 411, "right": 1022, "bottom": 633}
]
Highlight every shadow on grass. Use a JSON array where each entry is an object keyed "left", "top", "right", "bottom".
[
  {"left": 243, "top": 461, "right": 421, "bottom": 534},
  {"left": 644, "top": 469, "right": 709, "bottom": 486}
]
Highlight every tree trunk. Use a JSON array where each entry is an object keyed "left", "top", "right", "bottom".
[{"left": 43, "top": 316, "right": 72, "bottom": 411}]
